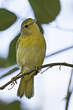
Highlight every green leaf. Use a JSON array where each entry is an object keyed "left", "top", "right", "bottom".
[
  {"left": 7, "top": 34, "right": 20, "bottom": 66},
  {"left": 0, "top": 8, "right": 17, "bottom": 31},
  {"left": 29, "top": 0, "right": 60, "bottom": 24},
  {"left": 0, "top": 57, "right": 7, "bottom": 67},
  {"left": 0, "top": 34, "right": 20, "bottom": 68},
  {"left": 0, "top": 101, "right": 21, "bottom": 110}
]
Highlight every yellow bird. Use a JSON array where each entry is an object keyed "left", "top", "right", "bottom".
[{"left": 16, "top": 18, "right": 46, "bottom": 98}]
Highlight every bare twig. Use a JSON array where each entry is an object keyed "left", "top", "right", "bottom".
[
  {"left": 50, "top": 22, "right": 73, "bottom": 32},
  {"left": 40, "top": 62, "right": 73, "bottom": 68},
  {"left": 55, "top": 24, "right": 73, "bottom": 32},
  {"left": 0, "top": 69, "right": 36, "bottom": 90},
  {"left": 0, "top": 66, "right": 19, "bottom": 79},
  {"left": 65, "top": 69, "right": 73, "bottom": 110},
  {"left": 46, "top": 45, "right": 73, "bottom": 58},
  {"left": 0, "top": 62, "right": 73, "bottom": 90}
]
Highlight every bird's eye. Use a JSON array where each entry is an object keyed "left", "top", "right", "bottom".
[{"left": 24, "top": 25, "right": 28, "bottom": 28}]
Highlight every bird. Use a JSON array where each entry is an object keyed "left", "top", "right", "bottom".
[{"left": 16, "top": 18, "right": 46, "bottom": 98}]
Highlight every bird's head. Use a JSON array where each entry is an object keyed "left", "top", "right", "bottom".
[{"left": 21, "top": 18, "right": 40, "bottom": 36}]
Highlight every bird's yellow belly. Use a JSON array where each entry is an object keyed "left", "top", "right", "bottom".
[
  {"left": 16, "top": 36, "right": 46, "bottom": 70},
  {"left": 17, "top": 46, "right": 45, "bottom": 69}
]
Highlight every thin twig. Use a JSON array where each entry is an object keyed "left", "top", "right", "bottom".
[
  {"left": 0, "top": 66, "right": 19, "bottom": 79},
  {"left": 41, "top": 62, "right": 73, "bottom": 68},
  {"left": 65, "top": 69, "right": 73, "bottom": 110},
  {"left": 0, "top": 69, "right": 36, "bottom": 90},
  {"left": 0, "top": 62, "right": 73, "bottom": 90},
  {"left": 46, "top": 45, "right": 73, "bottom": 58}
]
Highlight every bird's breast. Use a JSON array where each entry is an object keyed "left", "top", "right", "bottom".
[{"left": 16, "top": 35, "right": 46, "bottom": 69}]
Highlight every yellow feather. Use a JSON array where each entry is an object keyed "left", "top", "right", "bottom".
[
  {"left": 16, "top": 18, "right": 46, "bottom": 98},
  {"left": 17, "top": 70, "right": 34, "bottom": 98}
]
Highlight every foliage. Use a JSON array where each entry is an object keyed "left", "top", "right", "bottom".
[
  {"left": 0, "top": 0, "right": 60, "bottom": 67},
  {"left": 0, "top": 8, "right": 17, "bottom": 31},
  {"left": 0, "top": 101, "right": 20, "bottom": 110}
]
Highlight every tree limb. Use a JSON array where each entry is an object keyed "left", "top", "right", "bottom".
[
  {"left": 0, "top": 66, "right": 19, "bottom": 79},
  {"left": 0, "top": 62, "right": 73, "bottom": 90},
  {"left": 65, "top": 69, "right": 73, "bottom": 110}
]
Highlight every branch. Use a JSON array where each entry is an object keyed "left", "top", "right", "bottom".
[
  {"left": 55, "top": 24, "right": 73, "bottom": 32},
  {"left": 65, "top": 69, "right": 73, "bottom": 110},
  {"left": 0, "top": 69, "right": 36, "bottom": 90},
  {"left": 0, "top": 62, "right": 73, "bottom": 90},
  {"left": 1, "top": 45, "right": 73, "bottom": 79},
  {"left": 50, "top": 21, "right": 73, "bottom": 32},
  {"left": 46, "top": 45, "right": 73, "bottom": 58},
  {"left": 0, "top": 66, "right": 19, "bottom": 79}
]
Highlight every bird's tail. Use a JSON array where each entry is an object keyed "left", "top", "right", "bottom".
[{"left": 17, "top": 72, "right": 34, "bottom": 98}]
